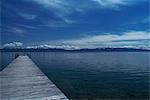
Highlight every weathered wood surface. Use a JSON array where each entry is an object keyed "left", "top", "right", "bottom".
[{"left": 0, "top": 56, "right": 69, "bottom": 100}]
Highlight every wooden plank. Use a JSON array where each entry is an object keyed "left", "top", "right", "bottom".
[{"left": 0, "top": 56, "right": 69, "bottom": 100}]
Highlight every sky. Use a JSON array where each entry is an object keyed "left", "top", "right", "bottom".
[{"left": 1, "top": 0, "right": 150, "bottom": 49}]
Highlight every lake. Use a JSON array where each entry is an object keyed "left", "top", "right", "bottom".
[{"left": 1, "top": 52, "right": 149, "bottom": 100}]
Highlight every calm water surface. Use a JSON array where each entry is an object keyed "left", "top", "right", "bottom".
[{"left": 1, "top": 52, "right": 150, "bottom": 100}]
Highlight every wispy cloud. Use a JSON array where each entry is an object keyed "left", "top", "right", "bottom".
[
  {"left": 92, "top": 0, "right": 126, "bottom": 8},
  {"left": 62, "top": 31, "right": 150, "bottom": 48},
  {"left": 39, "top": 18, "right": 74, "bottom": 28},
  {"left": 4, "top": 30, "right": 149, "bottom": 49},
  {"left": 18, "top": 24, "right": 36, "bottom": 29},
  {"left": 19, "top": 13, "right": 37, "bottom": 20},
  {"left": 27, "top": 31, "right": 149, "bottom": 49},
  {"left": 11, "top": 27, "right": 26, "bottom": 37},
  {"left": 32, "top": 0, "right": 145, "bottom": 13},
  {"left": 91, "top": 0, "right": 144, "bottom": 9},
  {"left": 142, "top": 16, "right": 150, "bottom": 23},
  {"left": 32, "top": 0, "right": 75, "bottom": 27},
  {"left": 32, "top": 0, "right": 73, "bottom": 14},
  {"left": 30, "top": 0, "right": 145, "bottom": 28},
  {"left": 1, "top": 26, "right": 28, "bottom": 37},
  {"left": 128, "top": 16, "right": 150, "bottom": 25}
]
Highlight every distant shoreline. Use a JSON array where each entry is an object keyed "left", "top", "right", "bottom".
[{"left": 1, "top": 48, "right": 149, "bottom": 52}]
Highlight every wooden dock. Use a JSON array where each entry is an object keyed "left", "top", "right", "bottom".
[{"left": 0, "top": 56, "right": 69, "bottom": 100}]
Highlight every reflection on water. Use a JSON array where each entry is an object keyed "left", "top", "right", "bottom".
[{"left": 1, "top": 52, "right": 150, "bottom": 100}]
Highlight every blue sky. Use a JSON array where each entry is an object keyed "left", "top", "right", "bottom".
[{"left": 1, "top": 0, "right": 150, "bottom": 49}]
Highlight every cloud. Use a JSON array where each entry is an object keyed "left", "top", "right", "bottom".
[
  {"left": 92, "top": 0, "right": 126, "bottom": 8},
  {"left": 32, "top": 0, "right": 73, "bottom": 18},
  {"left": 11, "top": 27, "right": 26, "bottom": 37},
  {"left": 142, "top": 16, "right": 150, "bottom": 23},
  {"left": 32, "top": 0, "right": 145, "bottom": 13},
  {"left": 127, "top": 17, "right": 150, "bottom": 26},
  {"left": 91, "top": 0, "right": 144, "bottom": 9},
  {"left": 26, "top": 44, "right": 79, "bottom": 50},
  {"left": 32, "top": 0, "right": 72, "bottom": 14},
  {"left": 39, "top": 18, "right": 74, "bottom": 28},
  {"left": 1, "top": 26, "right": 26, "bottom": 37},
  {"left": 26, "top": 30, "right": 150, "bottom": 49},
  {"left": 19, "top": 13, "right": 36, "bottom": 20},
  {"left": 3, "top": 42, "right": 23, "bottom": 48},
  {"left": 62, "top": 31, "right": 150, "bottom": 48},
  {"left": 31, "top": 0, "right": 76, "bottom": 27},
  {"left": 4, "top": 30, "right": 149, "bottom": 49},
  {"left": 30, "top": 0, "right": 145, "bottom": 28},
  {"left": 18, "top": 24, "right": 36, "bottom": 29}
]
